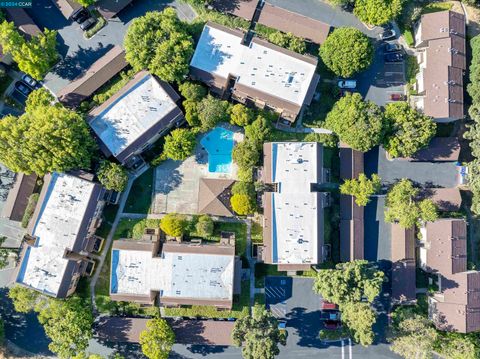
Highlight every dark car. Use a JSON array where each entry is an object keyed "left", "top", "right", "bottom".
[
  {"left": 21, "top": 74, "right": 38, "bottom": 88},
  {"left": 390, "top": 93, "right": 407, "bottom": 101},
  {"left": 380, "top": 29, "right": 396, "bottom": 41},
  {"left": 384, "top": 52, "right": 403, "bottom": 62},
  {"left": 71, "top": 8, "right": 90, "bottom": 23},
  {"left": 80, "top": 17, "right": 97, "bottom": 31},
  {"left": 384, "top": 43, "right": 402, "bottom": 53},
  {"left": 14, "top": 81, "right": 32, "bottom": 97}
]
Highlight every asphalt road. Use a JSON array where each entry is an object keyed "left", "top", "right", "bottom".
[{"left": 26, "top": 0, "right": 196, "bottom": 94}]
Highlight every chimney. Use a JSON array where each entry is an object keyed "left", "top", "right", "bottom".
[{"left": 23, "top": 234, "right": 37, "bottom": 247}]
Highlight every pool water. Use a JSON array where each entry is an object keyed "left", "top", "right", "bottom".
[{"left": 200, "top": 127, "right": 234, "bottom": 173}]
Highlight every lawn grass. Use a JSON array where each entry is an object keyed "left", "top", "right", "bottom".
[
  {"left": 324, "top": 147, "right": 340, "bottom": 183},
  {"left": 421, "top": 2, "right": 453, "bottom": 14},
  {"left": 164, "top": 280, "right": 250, "bottom": 319},
  {"left": 406, "top": 54, "right": 419, "bottom": 86},
  {"left": 303, "top": 81, "right": 339, "bottom": 128},
  {"left": 323, "top": 198, "right": 340, "bottom": 263},
  {"left": 251, "top": 221, "right": 263, "bottom": 243},
  {"left": 213, "top": 222, "right": 247, "bottom": 256},
  {"left": 124, "top": 168, "right": 154, "bottom": 214},
  {"left": 402, "top": 29, "right": 414, "bottom": 47},
  {"left": 254, "top": 263, "right": 286, "bottom": 288},
  {"left": 113, "top": 218, "right": 144, "bottom": 240}
]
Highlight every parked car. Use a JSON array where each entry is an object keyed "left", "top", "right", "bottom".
[
  {"left": 21, "top": 74, "right": 37, "bottom": 88},
  {"left": 80, "top": 17, "right": 97, "bottom": 31},
  {"left": 71, "top": 7, "right": 90, "bottom": 23},
  {"left": 321, "top": 310, "right": 342, "bottom": 330},
  {"left": 384, "top": 43, "right": 402, "bottom": 53},
  {"left": 380, "top": 29, "right": 396, "bottom": 41},
  {"left": 324, "top": 319, "right": 342, "bottom": 330},
  {"left": 278, "top": 320, "right": 287, "bottom": 330},
  {"left": 390, "top": 93, "right": 407, "bottom": 101},
  {"left": 338, "top": 79, "right": 357, "bottom": 89},
  {"left": 384, "top": 52, "right": 403, "bottom": 62},
  {"left": 321, "top": 301, "right": 338, "bottom": 311},
  {"left": 14, "top": 81, "right": 32, "bottom": 97}
]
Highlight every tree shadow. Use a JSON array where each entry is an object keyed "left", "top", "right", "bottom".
[
  {"left": 154, "top": 161, "right": 184, "bottom": 194},
  {"left": 51, "top": 44, "right": 114, "bottom": 81},
  {"left": 287, "top": 306, "right": 323, "bottom": 349}
]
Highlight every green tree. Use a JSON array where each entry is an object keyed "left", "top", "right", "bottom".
[
  {"left": 303, "top": 133, "right": 339, "bottom": 148},
  {"left": 124, "top": 9, "right": 193, "bottom": 82},
  {"left": 245, "top": 116, "right": 271, "bottom": 149},
  {"left": 232, "top": 181, "right": 255, "bottom": 197},
  {"left": 0, "top": 102, "right": 95, "bottom": 175},
  {"left": 97, "top": 161, "right": 128, "bottom": 192},
  {"left": 163, "top": 128, "right": 196, "bottom": 161},
  {"left": 230, "top": 104, "right": 254, "bottom": 127},
  {"left": 341, "top": 302, "right": 376, "bottom": 346},
  {"left": 390, "top": 315, "right": 438, "bottom": 359},
  {"left": 383, "top": 102, "right": 436, "bottom": 158},
  {"left": 26, "top": 88, "right": 54, "bottom": 109},
  {"left": 384, "top": 179, "right": 438, "bottom": 228},
  {"left": 139, "top": 318, "right": 175, "bottom": 359},
  {"left": 320, "top": 27, "right": 374, "bottom": 77},
  {"left": 230, "top": 193, "right": 256, "bottom": 215},
  {"left": 237, "top": 167, "right": 254, "bottom": 182},
  {"left": 340, "top": 173, "right": 381, "bottom": 206},
  {"left": 232, "top": 141, "right": 260, "bottom": 169},
  {"left": 197, "top": 95, "right": 230, "bottom": 131},
  {"left": 354, "top": 0, "right": 403, "bottom": 26},
  {"left": 313, "top": 260, "right": 384, "bottom": 305},
  {"left": 232, "top": 305, "right": 281, "bottom": 359},
  {"left": 75, "top": 0, "right": 96, "bottom": 6},
  {"left": 183, "top": 99, "right": 200, "bottom": 127},
  {"left": 179, "top": 82, "right": 207, "bottom": 102},
  {"left": 195, "top": 214, "right": 214, "bottom": 237},
  {"left": 267, "top": 31, "right": 306, "bottom": 53},
  {"left": 8, "top": 285, "right": 39, "bottom": 313},
  {"left": 160, "top": 213, "right": 187, "bottom": 237},
  {"left": 325, "top": 93, "right": 384, "bottom": 152},
  {"left": 437, "top": 334, "right": 479, "bottom": 359},
  {"left": 0, "top": 22, "right": 58, "bottom": 80}
]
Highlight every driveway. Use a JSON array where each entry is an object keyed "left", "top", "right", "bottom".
[
  {"left": 27, "top": 0, "right": 196, "bottom": 94},
  {"left": 265, "top": 0, "right": 382, "bottom": 38},
  {"left": 365, "top": 146, "right": 460, "bottom": 188},
  {"left": 356, "top": 43, "right": 406, "bottom": 107},
  {"left": 364, "top": 196, "right": 391, "bottom": 262}
]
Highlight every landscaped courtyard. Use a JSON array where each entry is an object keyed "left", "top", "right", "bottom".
[{"left": 152, "top": 125, "right": 243, "bottom": 215}]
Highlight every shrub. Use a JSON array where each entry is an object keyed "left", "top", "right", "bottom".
[
  {"left": 96, "top": 160, "right": 128, "bottom": 192},
  {"left": 230, "top": 193, "right": 256, "bottom": 216},
  {"left": 21, "top": 193, "right": 39, "bottom": 228},
  {"left": 195, "top": 215, "right": 214, "bottom": 237},
  {"left": 163, "top": 128, "right": 196, "bottom": 161},
  {"left": 303, "top": 133, "right": 339, "bottom": 148},
  {"left": 230, "top": 104, "right": 254, "bottom": 127},
  {"left": 160, "top": 213, "right": 187, "bottom": 237}
]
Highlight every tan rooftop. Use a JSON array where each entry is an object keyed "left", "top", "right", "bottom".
[
  {"left": 197, "top": 178, "right": 235, "bottom": 217},
  {"left": 391, "top": 224, "right": 416, "bottom": 304}
]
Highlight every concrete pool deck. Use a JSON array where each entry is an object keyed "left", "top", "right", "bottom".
[{"left": 152, "top": 127, "right": 243, "bottom": 215}]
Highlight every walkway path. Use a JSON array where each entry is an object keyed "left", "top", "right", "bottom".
[
  {"left": 245, "top": 218, "right": 256, "bottom": 310},
  {"left": 89, "top": 165, "right": 149, "bottom": 314}
]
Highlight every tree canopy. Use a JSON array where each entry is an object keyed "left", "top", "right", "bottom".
[
  {"left": 124, "top": 9, "right": 193, "bottom": 82},
  {"left": 320, "top": 27, "right": 374, "bottom": 77},
  {"left": 267, "top": 31, "right": 306, "bottom": 54},
  {"left": 96, "top": 161, "right": 128, "bottom": 192},
  {"left": 160, "top": 213, "right": 187, "bottom": 237},
  {"left": 354, "top": 0, "right": 403, "bottom": 26},
  {"left": 384, "top": 179, "right": 438, "bottom": 228},
  {"left": 195, "top": 214, "right": 214, "bottom": 237},
  {"left": 9, "top": 286, "right": 93, "bottom": 358},
  {"left": 0, "top": 21, "right": 58, "bottom": 80},
  {"left": 197, "top": 95, "right": 231, "bottom": 131},
  {"left": 341, "top": 302, "right": 376, "bottom": 346},
  {"left": 0, "top": 91, "right": 95, "bottom": 175},
  {"left": 232, "top": 305, "right": 281, "bottom": 359},
  {"left": 390, "top": 315, "right": 438, "bottom": 359},
  {"left": 340, "top": 173, "right": 381, "bottom": 206},
  {"left": 233, "top": 141, "right": 260, "bottom": 169},
  {"left": 325, "top": 93, "right": 384, "bottom": 152},
  {"left": 230, "top": 193, "right": 256, "bottom": 216},
  {"left": 313, "top": 260, "right": 385, "bottom": 305},
  {"left": 230, "top": 104, "right": 255, "bottom": 127},
  {"left": 139, "top": 318, "right": 175, "bottom": 359},
  {"left": 163, "top": 129, "right": 196, "bottom": 161},
  {"left": 244, "top": 116, "right": 271, "bottom": 149},
  {"left": 383, "top": 102, "right": 436, "bottom": 158}
]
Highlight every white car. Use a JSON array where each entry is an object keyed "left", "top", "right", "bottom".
[{"left": 338, "top": 80, "right": 357, "bottom": 89}]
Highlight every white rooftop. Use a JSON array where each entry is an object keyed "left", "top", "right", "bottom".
[
  {"left": 269, "top": 142, "right": 322, "bottom": 264},
  {"left": 111, "top": 248, "right": 234, "bottom": 301},
  {"left": 89, "top": 73, "right": 177, "bottom": 157},
  {"left": 16, "top": 173, "right": 98, "bottom": 296},
  {"left": 190, "top": 24, "right": 317, "bottom": 106}
]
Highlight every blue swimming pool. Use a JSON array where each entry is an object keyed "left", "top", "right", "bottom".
[
  {"left": 110, "top": 249, "right": 119, "bottom": 294},
  {"left": 200, "top": 127, "right": 234, "bottom": 173}
]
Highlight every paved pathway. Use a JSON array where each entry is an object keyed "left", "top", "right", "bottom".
[
  {"left": 245, "top": 218, "right": 255, "bottom": 310},
  {"left": 89, "top": 165, "right": 149, "bottom": 314}
]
